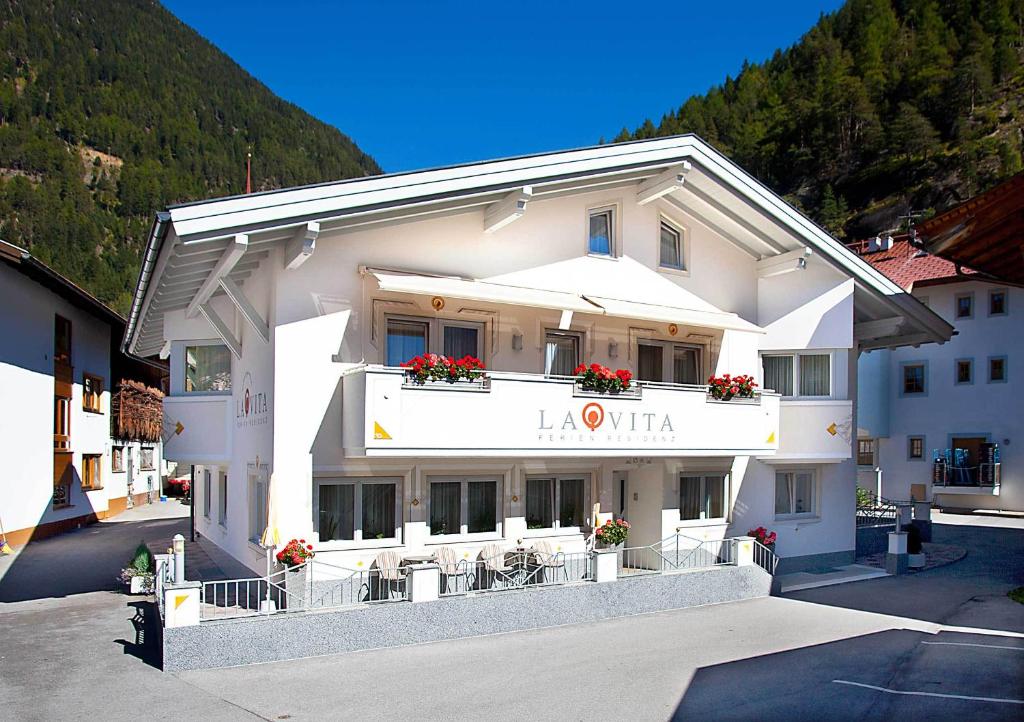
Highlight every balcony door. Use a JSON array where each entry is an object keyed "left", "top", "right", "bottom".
[
  {"left": 637, "top": 340, "right": 702, "bottom": 385},
  {"left": 385, "top": 316, "right": 483, "bottom": 366}
]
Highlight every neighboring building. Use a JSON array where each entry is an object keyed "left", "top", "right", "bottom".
[
  {"left": 854, "top": 220, "right": 1022, "bottom": 512},
  {"left": 0, "top": 240, "right": 167, "bottom": 546},
  {"left": 123, "top": 136, "right": 951, "bottom": 576}
]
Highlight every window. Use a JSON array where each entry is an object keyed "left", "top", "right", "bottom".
[
  {"left": 203, "top": 470, "right": 211, "bottom": 518},
  {"left": 111, "top": 446, "right": 124, "bottom": 473},
  {"left": 82, "top": 373, "right": 103, "bottom": 413},
  {"left": 988, "top": 289, "right": 1007, "bottom": 316},
  {"left": 185, "top": 344, "right": 231, "bottom": 393},
  {"left": 248, "top": 466, "right": 268, "bottom": 543},
  {"left": 588, "top": 207, "right": 614, "bottom": 256},
  {"left": 525, "top": 475, "right": 587, "bottom": 529},
  {"left": 955, "top": 293, "right": 974, "bottom": 319},
  {"left": 544, "top": 330, "right": 581, "bottom": 376},
  {"left": 82, "top": 454, "right": 102, "bottom": 491},
  {"left": 908, "top": 436, "right": 925, "bottom": 460},
  {"left": 317, "top": 478, "right": 401, "bottom": 542},
  {"left": 428, "top": 476, "right": 501, "bottom": 536},
  {"left": 774, "top": 470, "right": 816, "bottom": 518},
  {"left": 955, "top": 358, "right": 973, "bottom": 385},
  {"left": 659, "top": 219, "right": 685, "bottom": 270},
  {"left": 140, "top": 447, "right": 154, "bottom": 470},
  {"left": 761, "top": 353, "right": 830, "bottom": 397},
  {"left": 218, "top": 473, "right": 228, "bottom": 525},
  {"left": 679, "top": 474, "right": 728, "bottom": 521},
  {"left": 857, "top": 439, "right": 876, "bottom": 467},
  {"left": 902, "top": 363, "right": 926, "bottom": 395},
  {"left": 53, "top": 396, "right": 71, "bottom": 450},
  {"left": 637, "top": 340, "right": 702, "bottom": 385},
  {"left": 54, "top": 315, "right": 72, "bottom": 365},
  {"left": 988, "top": 356, "right": 1007, "bottom": 383},
  {"left": 385, "top": 317, "right": 483, "bottom": 366}
]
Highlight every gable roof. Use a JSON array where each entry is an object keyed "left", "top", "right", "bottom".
[
  {"left": 124, "top": 135, "right": 954, "bottom": 356},
  {"left": 847, "top": 235, "right": 977, "bottom": 291}
]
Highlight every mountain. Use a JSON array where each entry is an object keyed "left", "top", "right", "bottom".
[
  {"left": 0, "top": 0, "right": 380, "bottom": 314},
  {"left": 611, "top": 0, "right": 1024, "bottom": 241}
]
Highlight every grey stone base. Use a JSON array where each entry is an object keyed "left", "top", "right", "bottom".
[
  {"left": 774, "top": 549, "right": 855, "bottom": 576},
  {"left": 886, "top": 552, "right": 908, "bottom": 575},
  {"left": 163, "top": 565, "right": 771, "bottom": 671}
]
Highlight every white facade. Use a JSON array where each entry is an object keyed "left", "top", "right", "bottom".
[
  {"left": 127, "top": 137, "right": 951, "bottom": 575},
  {"left": 0, "top": 256, "right": 163, "bottom": 544},
  {"left": 858, "top": 279, "right": 1022, "bottom": 511}
]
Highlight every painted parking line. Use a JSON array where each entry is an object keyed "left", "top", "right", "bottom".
[
  {"left": 920, "top": 641, "right": 1024, "bottom": 652},
  {"left": 832, "top": 680, "right": 1024, "bottom": 705}
]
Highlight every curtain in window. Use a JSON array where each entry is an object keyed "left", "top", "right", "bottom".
[
  {"left": 638, "top": 344, "right": 663, "bottom": 382},
  {"left": 319, "top": 484, "right": 354, "bottom": 541},
  {"left": 704, "top": 475, "right": 726, "bottom": 518},
  {"left": 673, "top": 347, "right": 700, "bottom": 385},
  {"left": 443, "top": 325, "right": 479, "bottom": 360},
  {"left": 793, "top": 473, "right": 814, "bottom": 514},
  {"left": 545, "top": 334, "right": 578, "bottom": 376},
  {"left": 762, "top": 356, "right": 793, "bottom": 396},
  {"left": 799, "top": 354, "right": 830, "bottom": 396},
  {"left": 774, "top": 472, "right": 793, "bottom": 516},
  {"left": 680, "top": 476, "right": 701, "bottom": 520},
  {"left": 467, "top": 481, "right": 497, "bottom": 533},
  {"left": 186, "top": 345, "right": 231, "bottom": 392},
  {"left": 430, "top": 482, "right": 461, "bottom": 535},
  {"left": 660, "top": 223, "right": 682, "bottom": 268},
  {"left": 526, "top": 478, "right": 554, "bottom": 529},
  {"left": 386, "top": 320, "right": 428, "bottom": 367},
  {"left": 362, "top": 483, "right": 395, "bottom": 540},
  {"left": 559, "top": 478, "right": 585, "bottom": 527},
  {"left": 589, "top": 211, "right": 612, "bottom": 254}
]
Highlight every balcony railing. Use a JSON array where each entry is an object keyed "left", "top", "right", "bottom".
[
  {"left": 933, "top": 462, "right": 1001, "bottom": 489},
  {"left": 345, "top": 366, "right": 780, "bottom": 458}
]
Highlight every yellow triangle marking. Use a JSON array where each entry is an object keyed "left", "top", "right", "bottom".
[
  {"left": 174, "top": 594, "right": 189, "bottom": 610},
  {"left": 826, "top": 422, "right": 838, "bottom": 436},
  {"left": 373, "top": 422, "right": 392, "bottom": 440},
  {"left": 175, "top": 421, "right": 185, "bottom": 436},
  {"left": 766, "top": 431, "right": 776, "bottom": 444}
]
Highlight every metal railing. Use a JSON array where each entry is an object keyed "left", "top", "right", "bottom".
[
  {"left": 856, "top": 490, "right": 899, "bottom": 527},
  {"left": 933, "top": 462, "right": 1001, "bottom": 489},
  {"left": 439, "top": 549, "right": 593, "bottom": 597},
  {"left": 618, "top": 534, "right": 735, "bottom": 576},
  {"left": 154, "top": 554, "right": 174, "bottom": 618},
  {"left": 752, "top": 540, "right": 779, "bottom": 575}
]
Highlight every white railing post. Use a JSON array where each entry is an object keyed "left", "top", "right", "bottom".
[
  {"left": 897, "top": 504, "right": 913, "bottom": 528},
  {"left": 407, "top": 563, "right": 440, "bottom": 603},
  {"left": 593, "top": 549, "right": 618, "bottom": 583},
  {"left": 734, "top": 536, "right": 754, "bottom": 567},
  {"left": 886, "top": 531, "right": 908, "bottom": 575}
]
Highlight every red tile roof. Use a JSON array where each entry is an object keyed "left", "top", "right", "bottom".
[{"left": 846, "top": 235, "right": 976, "bottom": 291}]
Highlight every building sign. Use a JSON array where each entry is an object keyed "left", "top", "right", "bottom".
[
  {"left": 536, "top": 401, "right": 677, "bottom": 446},
  {"left": 236, "top": 371, "right": 269, "bottom": 428}
]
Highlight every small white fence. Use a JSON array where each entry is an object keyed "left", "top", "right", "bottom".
[{"left": 618, "top": 534, "right": 735, "bottom": 576}]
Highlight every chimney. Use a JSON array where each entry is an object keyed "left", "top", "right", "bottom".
[{"left": 881, "top": 235, "right": 894, "bottom": 251}]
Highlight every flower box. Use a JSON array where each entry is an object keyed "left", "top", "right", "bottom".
[
  {"left": 400, "top": 354, "right": 485, "bottom": 385},
  {"left": 707, "top": 374, "right": 757, "bottom": 402},
  {"left": 573, "top": 364, "right": 633, "bottom": 394}
]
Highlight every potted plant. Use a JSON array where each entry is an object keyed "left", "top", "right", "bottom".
[
  {"left": 119, "top": 542, "right": 155, "bottom": 594},
  {"left": 595, "top": 518, "right": 630, "bottom": 550},
  {"left": 707, "top": 374, "right": 757, "bottom": 401},
  {"left": 573, "top": 364, "right": 633, "bottom": 394},
  {"left": 401, "top": 353, "right": 486, "bottom": 385},
  {"left": 904, "top": 524, "right": 925, "bottom": 568},
  {"left": 748, "top": 526, "right": 777, "bottom": 551},
  {"left": 276, "top": 538, "right": 314, "bottom": 609}
]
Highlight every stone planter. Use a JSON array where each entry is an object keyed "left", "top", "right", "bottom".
[
  {"left": 282, "top": 564, "right": 309, "bottom": 610},
  {"left": 596, "top": 541, "right": 624, "bottom": 552},
  {"left": 129, "top": 575, "right": 149, "bottom": 594},
  {"left": 908, "top": 553, "right": 926, "bottom": 569}
]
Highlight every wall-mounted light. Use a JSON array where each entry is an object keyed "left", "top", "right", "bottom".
[
  {"left": 608, "top": 340, "right": 619, "bottom": 358},
  {"left": 797, "top": 257, "right": 807, "bottom": 270},
  {"left": 512, "top": 333, "right": 524, "bottom": 351}
]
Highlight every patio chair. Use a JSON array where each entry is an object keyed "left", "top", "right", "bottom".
[
  {"left": 372, "top": 550, "right": 407, "bottom": 600},
  {"left": 435, "top": 545, "right": 474, "bottom": 594},
  {"left": 479, "top": 544, "right": 518, "bottom": 589},
  {"left": 531, "top": 540, "right": 568, "bottom": 583}
]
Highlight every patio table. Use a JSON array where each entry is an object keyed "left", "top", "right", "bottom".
[{"left": 401, "top": 554, "right": 436, "bottom": 565}]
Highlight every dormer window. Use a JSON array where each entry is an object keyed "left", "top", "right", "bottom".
[{"left": 588, "top": 207, "right": 614, "bottom": 256}]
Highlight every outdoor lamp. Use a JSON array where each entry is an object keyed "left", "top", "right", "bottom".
[
  {"left": 608, "top": 340, "right": 618, "bottom": 358},
  {"left": 512, "top": 332, "right": 523, "bottom": 351}
]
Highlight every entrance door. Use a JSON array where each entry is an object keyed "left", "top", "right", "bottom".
[{"left": 613, "top": 471, "right": 629, "bottom": 520}]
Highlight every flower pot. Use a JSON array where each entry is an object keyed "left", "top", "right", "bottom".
[
  {"left": 597, "top": 541, "right": 624, "bottom": 552},
  {"left": 128, "top": 575, "right": 153, "bottom": 594},
  {"left": 908, "top": 553, "right": 926, "bottom": 569}
]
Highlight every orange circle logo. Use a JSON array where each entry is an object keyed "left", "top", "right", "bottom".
[{"left": 582, "top": 402, "right": 605, "bottom": 431}]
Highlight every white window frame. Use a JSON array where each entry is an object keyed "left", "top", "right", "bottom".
[
  {"left": 182, "top": 340, "right": 232, "bottom": 395},
  {"left": 314, "top": 477, "right": 403, "bottom": 546},
  {"left": 248, "top": 465, "right": 268, "bottom": 544},
  {"left": 774, "top": 469, "right": 818, "bottom": 520},
  {"left": 955, "top": 292, "right": 974, "bottom": 319},
  {"left": 637, "top": 338, "right": 704, "bottom": 386},
  {"left": 857, "top": 439, "right": 876, "bottom": 467},
  {"left": 988, "top": 288, "right": 1008, "bottom": 317},
  {"left": 218, "top": 472, "right": 228, "bottom": 526},
  {"left": 543, "top": 328, "right": 584, "bottom": 376},
  {"left": 203, "top": 469, "right": 211, "bottom": 519},
  {"left": 384, "top": 314, "right": 485, "bottom": 366},
  {"left": 586, "top": 203, "right": 618, "bottom": 258},
  {"left": 523, "top": 474, "right": 590, "bottom": 534},
  {"left": 426, "top": 475, "right": 503, "bottom": 541},
  {"left": 760, "top": 352, "right": 833, "bottom": 399},
  {"left": 678, "top": 473, "right": 729, "bottom": 524},
  {"left": 658, "top": 215, "right": 688, "bottom": 273}
]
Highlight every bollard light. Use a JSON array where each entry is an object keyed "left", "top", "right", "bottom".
[{"left": 172, "top": 533, "right": 185, "bottom": 584}]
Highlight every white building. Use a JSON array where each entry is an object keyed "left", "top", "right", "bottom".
[
  {"left": 855, "top": 235, "right": 1022, "bottom": 512},
  {"left": 0, "top": 240, "right": 165, "bottom": 547},
  {"left": 123, "top": 136, "right": 951, "bottom": 576}
]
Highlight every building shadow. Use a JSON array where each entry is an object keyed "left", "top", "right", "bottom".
[
  {"left": 672, "top": 628, "right": 1024, "bottom": 721},
  {"left": 114, "top": 599, "right": 162, "bottom": 669}
]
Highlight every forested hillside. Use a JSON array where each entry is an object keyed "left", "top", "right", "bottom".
[
  {"left": 612, "top": 0, "right": 1024, "bottom": 241},
  {"left": 0, "top": 0, "right": 379, "bottom": 314}
]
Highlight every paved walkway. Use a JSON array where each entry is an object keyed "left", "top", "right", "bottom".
[{"left": 0, "top": 508, "right": 1020, "bottom": 721}]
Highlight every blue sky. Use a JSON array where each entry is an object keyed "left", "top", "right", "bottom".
[{"left": 164, "top": 1, "right": 845, "bottom": 173}]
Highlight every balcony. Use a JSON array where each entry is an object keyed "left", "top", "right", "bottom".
[
  {"left": 162, "top": 394, "right": 233, "bottom": 465},
  {"left": 774, "top": 399, "right": 854, "bottom": 461},
  {"left": 343, "top": 366, "right": 780, "bottom": 458}
]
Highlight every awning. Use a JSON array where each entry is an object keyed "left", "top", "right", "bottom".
[
  {"left": 366, "top": 266, "right": 764, "bottom": 333},
  {"left": 584, "top": 295, "right": 764, "bottom": 333},
  {"left": 365, "top": 267, "right": 601, "bottom": 313}
]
